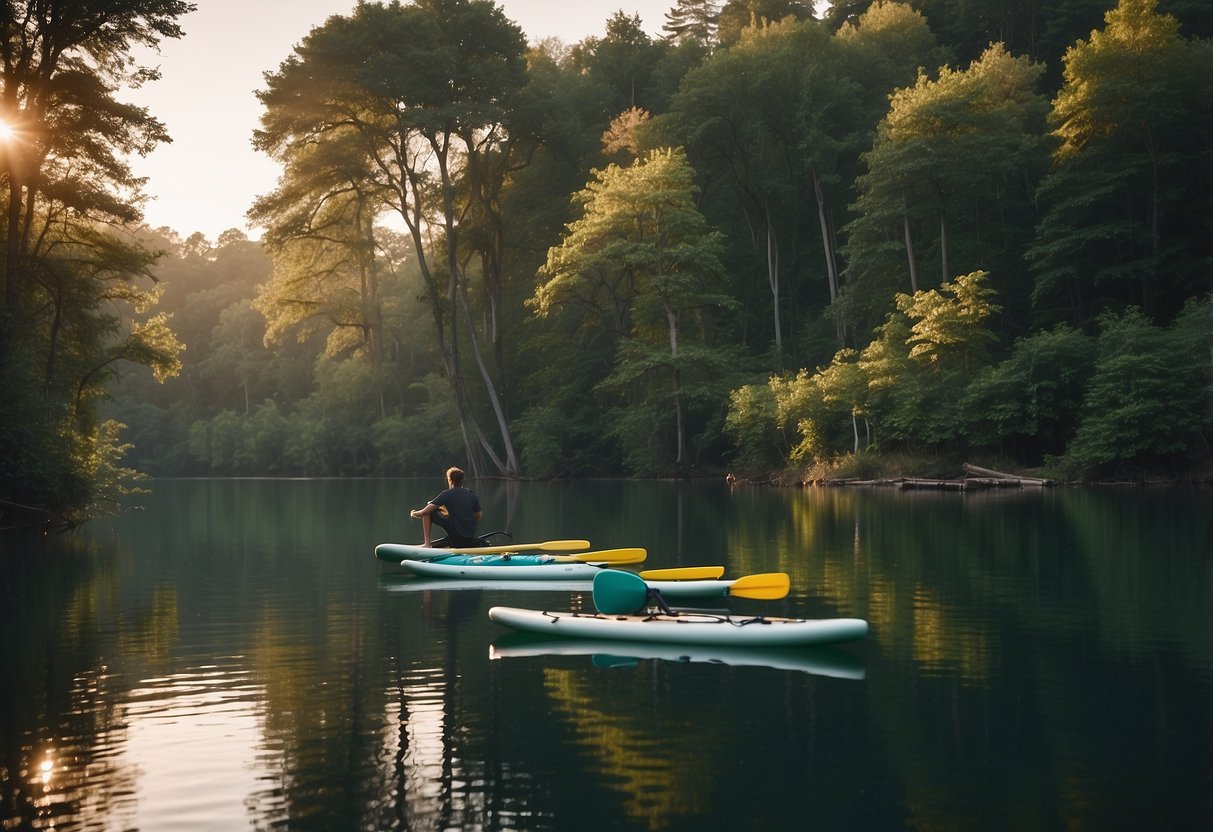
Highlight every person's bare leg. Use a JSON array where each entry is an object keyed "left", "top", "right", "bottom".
[{"left": 421, "top": 514, "right": 433, "bottom": 546}]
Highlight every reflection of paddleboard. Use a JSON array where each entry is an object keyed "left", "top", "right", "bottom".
[
  {"left": 381, "top": 576, "right": 594, "bottom": 593},
  {"left": 381, "top": 571, "right": 784, "bottom": 599},
  {"left": 488, "top": 606, "right": 869, "bottom": 647},
  {"left": 488, "top": 633, "right": 866, "bottom": 680}
]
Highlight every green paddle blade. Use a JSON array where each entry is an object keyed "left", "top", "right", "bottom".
[
  {"left": 638, "top": 566, "right": 725, "bottom": 580},
  {"left": 727, "top": 572, "right": 791, "bottom": 600},
  {"left": 593, "top": 570, "right": 650, "bottom": 615}
]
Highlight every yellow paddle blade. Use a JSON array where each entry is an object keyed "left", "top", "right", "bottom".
[
  {"left": 442, "top": 539, "right": 591, "bottom": 554},
  {"left": 727, "top": 572, "right": 791, "bottom": 600},
  {"left": 550, "top": 547, "right": 647, "bottom": 564},
  {"left": 638, "top": 566, "right": 726, "bottom": 580}
]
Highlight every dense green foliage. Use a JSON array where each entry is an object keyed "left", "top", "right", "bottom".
[
  {"left": 3, "top": 0, "right": 1211, "bottom": 528},
  {"left": 533, "top": 146, "right": 743, "bottom": 474},
  {"left": 0, "top": 0, "right": 193, "bottom": 529}
]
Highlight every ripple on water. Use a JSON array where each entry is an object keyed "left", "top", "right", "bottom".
[{"left": 119, "top": 661, "right": 271, "bottom": 831}]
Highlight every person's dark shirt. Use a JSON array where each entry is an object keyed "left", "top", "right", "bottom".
[{"left": 430, "top": 486, "right": 481, "bottom": 538}]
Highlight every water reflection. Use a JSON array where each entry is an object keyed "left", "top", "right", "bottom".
[
  {"left": 125, "top": 666, "right": 264, "bottom": 831},
  {"left": 537, "top": 665, "right": 714, "bottom": 828},
  {"left": 1, "top": 480, "right": 1210, "bottom": 830},
  {"left": 389, "top": 670, "right": 455, "bottom": 824},
  {"left": 489, "top": 633, "right": 867, "bottom": 679}
]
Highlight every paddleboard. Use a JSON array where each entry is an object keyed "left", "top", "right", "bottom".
[
  {"left": 375, "top": 539, "right": 591, "bottom": 563},
  {"left": 487, "top": 606, "right": 869, "bottom": 647},
  {"left": 488, "top": 633, "right": 866, "bottom": 679}
]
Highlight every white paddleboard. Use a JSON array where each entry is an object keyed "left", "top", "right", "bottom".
[{"left": 488, "top": 606, "right": 869, "bottom": 647}]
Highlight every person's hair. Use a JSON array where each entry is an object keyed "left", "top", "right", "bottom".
[{"left": 446, "top": 466, "right": 465, "bottom": 486}]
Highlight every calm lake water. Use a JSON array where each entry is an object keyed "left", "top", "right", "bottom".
[{"left": 1, "top": 478, "right": 1210, "bottom": 831}]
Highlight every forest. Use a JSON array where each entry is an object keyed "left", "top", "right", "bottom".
[{"left": 0, "top": 0, "right": 1211, "bottom": 530}]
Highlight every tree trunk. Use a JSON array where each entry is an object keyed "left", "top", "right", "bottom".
[
  {"left": 764, "top": 199, "right": 782, "bottom": 354},
  {"left": 355, "top": 202, "right": 387, "bottom": 420},
  {"left": 667, "top": 303, "right": 684, "bottom": 467},
  {"left": 458, "top": 285, "right": 519, "bottom": 474},
  {"left": 44, "top": 288, "right": 61, "bottom": 399},
  {"left": 396, "top": 135, "right": 509, "bottom": 478},
  {"left": 1146, "top": 129, "right": 1160, "bottom": 315},
  {"left": 812, "top": 168, "right": 838, "bottom": 304},
  {"left": 395, "top": 161, "right": 479, "bottom": 473},
  {"left": 903, "top": 213, "right": 919, "bottom": 293},
  {"left": 811, "top": 165, "right": 843, "bottom": 343},
  {"left": 939, "top": 210, "right": 950, "bottom": 284},
  {"left": 4, "top": 179, "right": 22, "bottom": 312}
]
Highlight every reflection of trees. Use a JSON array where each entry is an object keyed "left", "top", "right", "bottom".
[
  {"left": 484, "top": 651, "right": 870, "bottom": 830},
  {"left": 540, "top": 667, "right": 716, "bottom": 828},
  {"left": 4, "top": 481, "right": 1210, "bottom": 830},
  {"left": 386, "top": 666, "right": 460, "bottom": 829},
  {"left": 0, "top": 480, "right": 403, "bottom": 829},
  {"left": 247, "top": 585, "right": 393, "bottom": 827},
  {"left": 0, "top": 535, "right": 146, "bottom": 827},
  {"left": 368, "top": 591, "right": 585, "bottom": 830},
  {"left": 724, "top": 486, "right": 1211, "bottom": 673},
  {"left": 718, "top": 485, "right": 1213, "bottom": 828}
]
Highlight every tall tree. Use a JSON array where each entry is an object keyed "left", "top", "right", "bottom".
[
  {"left": 249, "top": 130, "right": 392, "bottom": 416},
  {"left": 832, "top": 1, "right": 952, "bottom": 128},
  {"left": 254, "top": 0, "right": 529, "bottom": 477},
  {"left": 668, "top": 17, "right": 858, "bottom": 361},
  {"left": 842, "top": 44, "right": 1048, "bottom": 337},
  {"left": 0, "top": 0, "right": 192, "bottom": 527},
  {"left": 572, "top": 12, "right": 671, "bottom": 119},
  {"left": 533, "top": 147, "right": 737, "bottom": 472},
  {"left": 1028, "top": 0, "right": 1212, "bottom": 325},
  {"left": 0, "top": 0, "right": 192, "bottom": 317}
]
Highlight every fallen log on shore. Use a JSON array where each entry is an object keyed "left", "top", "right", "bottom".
[
  {"left": 964, "top": 477, "right": 1027, "bottom": 488},
  {"left": 962, "top": 463, "right": 1053, "bottom": 486},
  {"left": 810, "top": 467, "right": 1055, "bottom": 489},
  {"left": 899, "top": 478, "right": 966, "bottom": 490}
]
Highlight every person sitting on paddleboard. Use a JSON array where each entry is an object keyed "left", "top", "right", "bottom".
[{"left": 410, "top": 466, "right": 482, "bottom": 547}]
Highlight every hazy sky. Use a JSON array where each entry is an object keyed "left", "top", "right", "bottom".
[{"left": 125, "top": 1, "right": 674, "bottom": 242}]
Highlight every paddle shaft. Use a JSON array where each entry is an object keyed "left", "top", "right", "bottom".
[
  {"left": 639, "top": 566, "right": 725, "bottom": 580},
  {"left": 435, "top": 539, "right": 591, "bottom": 555}
]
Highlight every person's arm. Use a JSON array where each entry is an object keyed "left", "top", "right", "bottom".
[{"left": 410, "top": 501, "right": 440, "bottom": 518}]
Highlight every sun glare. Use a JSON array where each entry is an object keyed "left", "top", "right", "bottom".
[{"left": 0, "top": 120, "right": 13, "bottom": 141}]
